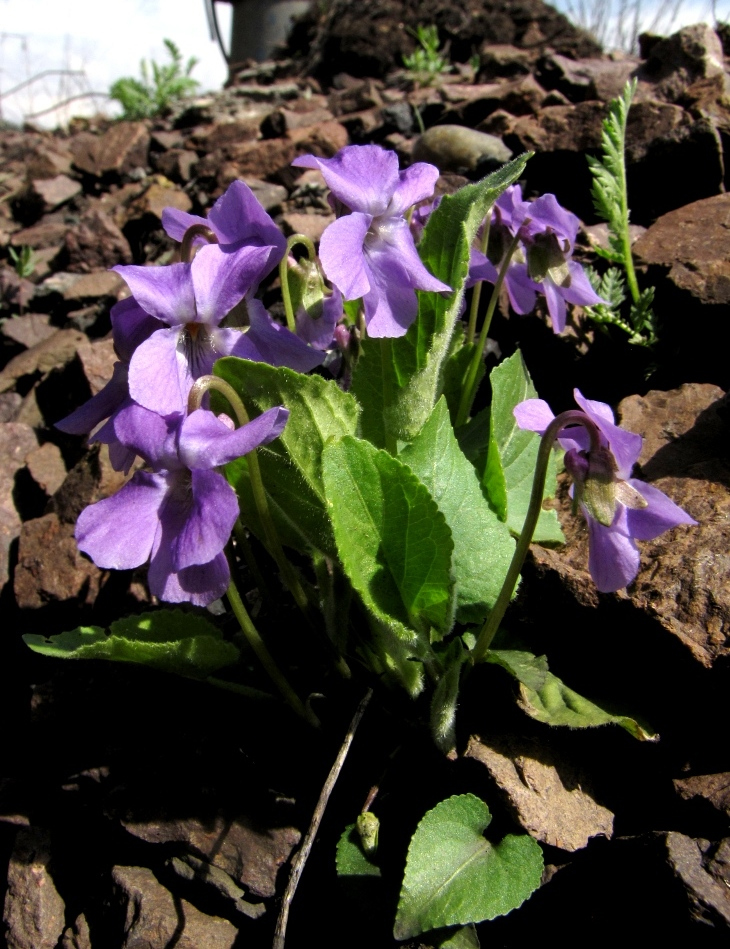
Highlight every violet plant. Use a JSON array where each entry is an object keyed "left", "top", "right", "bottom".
[{"left": 24, "top": 143, "right": 695, "bottom": 945}]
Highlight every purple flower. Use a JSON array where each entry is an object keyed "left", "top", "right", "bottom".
[
  {"left": 514, "top": 389, "right": 696, "bottom": 592},
  {"left": 114, "top": 242, "right": 279, "bottom": 416},
  {"left": 292, "top": 145, "right": 450, "bottom": 338},
  {"left": 76, "top": 402, "right": 288, "bottom": 606}
]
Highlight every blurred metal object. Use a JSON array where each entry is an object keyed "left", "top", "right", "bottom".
[{"left": 207, "top": 0, "right": 311, "bottom": 67}]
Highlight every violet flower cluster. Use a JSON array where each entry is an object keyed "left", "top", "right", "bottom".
[{"left": 514, "top": 390, "right": 696, "bottom": 592}]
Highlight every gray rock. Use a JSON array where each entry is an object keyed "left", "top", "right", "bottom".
[
  {"left": 0, "top": 421, "right": 39, "bottom": 591},
  {"left": 112, "top": 865, "right": 238, "bottom": 949},
  {"left": 412, "top": 124, "right": 513, "bottom": 174},
  {"left": 3, "top": 828, "right": 66, "bottom": 949},
  {"left": 665, "top": 832, "right": 730, "bottom": 927}
]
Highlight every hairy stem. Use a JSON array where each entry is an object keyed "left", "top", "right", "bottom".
[
  {"left": 280, "top": 233, "right": 318, "bottom": 332},
  {"left": 466, "top": 214, "right": 491, "bottom": 345},
  {"left": 470, "top": 410, "right": 602, "bottom": 663}
]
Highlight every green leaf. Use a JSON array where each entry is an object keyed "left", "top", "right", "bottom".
[
  {"left": 436, "top": 925, "right": 481, "bottom": 949},
  {"left": 400, "top": 397, "right": 515, "bottom": 624},
  {"left": 484, "top": 352, "right": 564, "bottom": 544},
  {"left": 440, "top": 326, "right": 484, "bottom": 429},
  {"left": 215, "top": 358, "right": 360, "bottom": 556},
  {"left": 518, "top": 670, "right": 658, "bottom": 741},
  {"left": 394, "top": 793, "right": 543, "bottom": 940},
  {"left": 430, "top": 639, "right": 466, "bottom": 756},
  {"left": 323, "top": 436, "right": 455, "bottom": 639},
  {"left": 336, "top": 824, "right": 382, "bottom": 878},
  {"left": 485, "top": 648, "right": 548, "bottom": 692},
  {"left": 351, "top": 154, "right": 531, "bottom": 447},
  {"left": 23, "top": 610, "right": 239, "bottom": 679}
]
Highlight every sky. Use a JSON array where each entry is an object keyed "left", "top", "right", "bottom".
[{"left": 0, "top": 0, "right": 725, "bottom": 128}]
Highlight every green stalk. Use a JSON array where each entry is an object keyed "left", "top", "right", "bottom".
[
  {"left": 280, "top": 233, "right": 317, "bottom": 332},
  {"left": 225, "top": 572, "right": 319, "bottom": 727},
  {"left": 466, "top": 213, "right": 491, "bottom": 345},
  {"left": 470, "top": 410, "right": 602, "bottom": 664},
  {"left": 456, "top": 232, "right": 521, "bottom": 428}
]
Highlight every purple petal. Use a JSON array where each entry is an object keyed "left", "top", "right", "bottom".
[
  {"left": 625, "top": 479, "right": 697, "bottom": 540},
  {"left": 207, "top": 180, "right": 287, "bottom": 256},
  {"left": 573, "top": 389, "right": 642, "bottom": 479},
  {"left": 162, "top": 468, "right": 239, "bottom": 570},
  {"left": 75, "top": 470, "right": 167, "bottom": 570},
  {"left": 191, "top": 242, "right": 274, "bottom": 326},
  {"left": 361, "top": 257, "right": 418, "bottom": 337},
  {"left": 522, "top": 193, "right": 579, "bottom": 249},
  {"left": 543, "top": 278, "right": 567, "bottom": 334},
  {"left": 586, "top": 506, "right": 641, "bottom": 592},
  {"left": 179, "top": 405, "right": 289, "bottom": 470},
  {"left": 296, "top": 287, "right": 343, "bottom": 350},
  {"left": 504, "top": 264, "right": 538, "bottom": 315},
  {"left": 513, "top": 399, "right": 555, "bottom": 434},
  {"left": 387, "top": 162, "right": 440, "bottom": 217},
  {"left": 561, "top": 261, "right": 607, "bottom": 307},
  {"left": 161, "top": 207, "right": 209, "bottom": 242},
  {"left": 113, "top": 263, "right": 195, "bottom": 327},
  {"left": 113, "top": 401, "right": 181, "bottom": 469},
  {"left": 319, "top": 213, "right": 372, "bottom": 300},
  {"left": 293, "top": 145, "right": 399, "bottom": 215},
  {"left": 232, "top": 299, "right": 324, "bottom": 372},
  {"left": 110, "top": 297, "right": 163, "bottom": 364},
  {"left": 148, "top": 534, "right": 230, "bottom": 606},
  {"left": 56, "top": 362, "right": 129, "bottom": 435},
  {"left": 467, "top": 248, "right": 498, "bottom": 288},
  {"left": 128, "top": 326, "right": 191, "bottom": 417},
  {"left": 370, "top": 220, "right": 450, "bottom": 295}
]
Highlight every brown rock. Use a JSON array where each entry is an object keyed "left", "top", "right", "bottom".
[
  {"left": 328, "top": 79, "right": 383, "bottom": 116},
  {"left": 151, "top": 148, "right": 198, "bottom": 183},
  {"left": 10, "top": 220, "right": 69, "bottom": 250},
  {"left": 3, "top": 828, "right": 66, "bottom": 949},
  {"left": 75, "top": 336, "right": 117, "bottom": 395},
  {"left": 127, "top": 179, "right": 193, "bottom": 220},
  {"left": 413, "top": 124, "right": 512, "bottom": 173},
  {"left": 665, "top": 832, "right": 730, "bottom": 927},
  {"left": 14, "top": 512, "right": 103, "bottom": 609},
  {"left": 289, "top": 120, "right": 350, "bottom": 157},
  {"left": 536, "top": 53, "right": 637, "bottom": 103},
  {"left": 61, "top": 914, "right": 91, "bottom": 949},
  {"left": 465, "top": 734, "right": 614, "bottom": 851},
  {"left": 24, "top": 144, "right": 73, "bottom": 180},
  {"left": 1, "top": 313, "right": 56, "bottom": 349},
  {"left": 243, "top": 177, "right": 288, "bottom": 212},
  {"left": 192, "top": 116, "right": 264, "bottom": 149},
  {"left": 443, "top": 75, "right": 547, "bottom": 124},
  {"left": 281, "top": 211, "right": 334, "bottom": 242},
  {"left": 196, "top": 138, "right": 297, "bottom": 183},
  {"left": 25, "top": 443, "right": 67, "bottom": 498},
  {"left": 638, "top": 24, "right": 728, "bottom": 104},
  {"left": 634, "top": 193, "right": 730, "bottom": 306},
  {"left": 61, "top": 270, "right": 124, "bottom": 304},
  {"left": 0, "top": 393, "right": 22, "bottom": 422},
  {"left": 264, "top": 105, "right": 336, "bottom": 136},
  {"left": 0, "top": 422, "right": 39, "bottom": 590},
  {"left": 674, "top": 773, "right": 730, "bottom": 818},
  {"left": 71, "top": 122, "right": 150, "bottom": 177},
  {"left": 122, "top": 813, "right": 300, "bottom": 898},
  {"left": 113, "top": 866, "right": 238, "bottom": 949},
  {"left": 0, "top": 329, "right": 86, "bottom": 394},
  {"left": 28, "top": 175, "right": 82, "bottom": 213},
  {"left": 63, "top": 209, "right": 133, "bottom": 272}
]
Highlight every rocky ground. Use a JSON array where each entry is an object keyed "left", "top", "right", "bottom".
[{"left": 0, "top": 1, "right": 729, "bottom": 946}]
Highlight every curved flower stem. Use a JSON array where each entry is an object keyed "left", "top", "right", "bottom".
[
  {"left": 190, "top": 375, "right": 352, "bottom": 680},
  {"left": 280, "top": 233, "right": 318, "bottom": 333},
  {"left": 180, "top": 224, "right": 218, "bottom": 263},
  {"left": 470, "top": 410, "right": 602, "bottom": 664},
  {"left": 466, "top": 213, "right": 491, "bottom": 345},
  {"left": 456, "top": 232, "right": 522, "bottom": 428},
  {"left": 225, "top": 569, "right": 320, "bottom": 728}
]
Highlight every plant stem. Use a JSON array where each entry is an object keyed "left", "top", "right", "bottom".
[
  {"left": 280, "top": 233, "right": 318, "bottom": 332},
  {"left": 456, "top": 232, "right": 521, "bottom": 428},
  {"left": 466, "top": 214, "right": 491, "bottom": 345},
  {"left": 225, "top": 571, "right": 319, "bottom": 727},
  {"left": 470, "top": 410, "right": 602, "bottom": 664}
]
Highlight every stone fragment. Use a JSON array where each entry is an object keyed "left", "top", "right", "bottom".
[
  {"left": 0, "top": 421, "right": 39, "bottom": 590},
  {"left": 1, "top": 313, "right": 56, "bottom": 349},
  {"left": 243, "top": 177, "right": 288, "bottom": 212},
  {"left": 263, "top": 105, "right": 335, "bottom": 137},
  {"left": 413, "top": 124, "right": 512, "bottom": 174},
  {"left": 0, "top": 329, "right": 86, "bottom": 393},
  {"left": 25, "top": 442, "right": 67, "bottom": 497},
  {"left": 633, "top": 193, "right": 730, "bottom": 306},
  {"left": 28, "top": 175, "right": 82, "bottom": 213},
  {"left": 127, "top": 179, "right": 193, "bottom": 220},
  {"left": 63, "top": 208, "right": 133, "bottom": 272},
  {"left": 74, "top": 336, "right": 117, "bottom": 395},
  {"left": 71, "top": 122, "right": 150, "bottom": 177},
  {"left": 121, "top": 812, "right": 300, "bottom": 898},
  {"left": 169, "top": 854, "right": 265, "bottom": 918},
  {"left": 536, "top": 53, "right": 637, "bottom": 102},
  {"left": 10, "top": 220, "right": 69, "bottom": 249},
  {"left": 24, "top": 144, "right": 73, "bottom": 179},
  {"left": 151, "top": 148, "right": 198, "bottom": 183},
  {"left": 14, "top": 512, "right": 103, "bottom": 609},
  {"left": 638, "top": 24, "right": 728, "bottom": 103},
  {"left": 281, "top": 211, "right": 334, "bottom": 242},
  {"left": 0, "top": 393, "right": 22, "bottom": 422},
  {"left": 3, "top": 827, "right": 66, "bottom": 949},
  {"left": 674, "top": 773, "right": 730, "bottom": 817},
  {"left": 61, "top": 914, "right": 91, "bottom": 949},
  {"left": 665, "top": 832, "right": 730, "bottom": 927},
  {"left": 61, "top": 270, "right": 124, "bottom": 304},
  {"left": 288, "top": 120, "right": 350, "bottom": 157},
  {"left": 442, "top": 75, "right": 547, "bottom": 124},
  {"left": 112, "top": 865, "right": 238, "bottom": 949},
  {"left": 328, "top": 79, "right": 383, "bottom": 116},
  {"left": 465, "top": 734, "right": 614, "bottom": 851}
]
